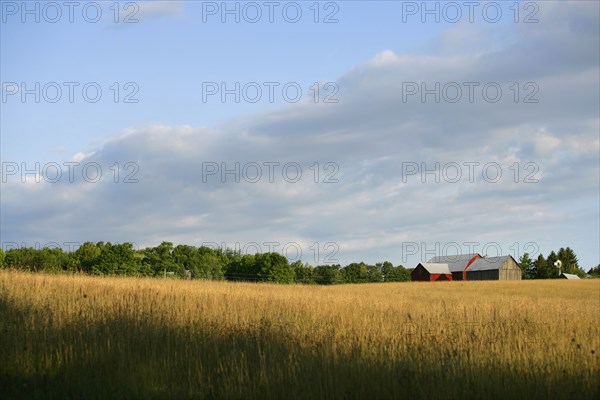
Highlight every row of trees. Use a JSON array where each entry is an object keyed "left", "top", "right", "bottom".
[
  {"left": 1, "top": 242, "right": 596, "bottom": 283},
  {"left": 0, "top": 242, "right": 412, "bottom": 284},
  {"left": 519, "top": 247, "right": 592, "bottom": 279}
]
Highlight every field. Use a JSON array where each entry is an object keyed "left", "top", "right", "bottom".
[{"left": 0, "top": 270, "right": 598, "bottom": 399}]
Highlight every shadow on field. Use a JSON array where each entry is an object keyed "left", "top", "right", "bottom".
[{"left": 0, "top": 297, "right": 597, "bottom": 400}]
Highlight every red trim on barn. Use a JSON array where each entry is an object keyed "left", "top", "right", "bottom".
[
  {"left": 431, "top": 273, "right": 453, "bottom": 281},
  {"left": 411, "top": 264, "right": 453, "bottom": 281},
  {"left": 462, "top": 254, "right": 482, "bottom": 280}
]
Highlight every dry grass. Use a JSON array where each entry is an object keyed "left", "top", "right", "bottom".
[{"left": 1, "top": 270, "right": 598, "bottom": 399}]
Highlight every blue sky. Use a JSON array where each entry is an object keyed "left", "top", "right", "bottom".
[
  {"left": 2, "top": 1, "right": 449, "bottom": 163},
  {"left": 1, "top": 1, "right": 599, "bottom": 269}
]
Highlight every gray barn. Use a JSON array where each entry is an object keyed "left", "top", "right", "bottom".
[
  {"left": 465, "top": 255, "right": 522, "bottom": 281},
  {"left": 413, "top": 254, "right": 523, "bottom": 281}
]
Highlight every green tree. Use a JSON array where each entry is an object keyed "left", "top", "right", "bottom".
[
  {"left": 94, "top": 242, "right": 139, "bottom": 276},
  {"left": 133, "top": 249, "right": 153, "bottom": 276},
  {"left": 172, "top": 244, "right": 197, "bottom": 271},
  {"left": 0, "top": 248, "right": 5, "bottom": 268},
  {"left": 172, "top": 245, "right": 223, "bottom": 279},
  {"left": 519, "top": 253, "right": 535, "bottom": 279},
  {"left": 342, "top": 262, "right": 368, "bottom": 283},
  {"left": 379, "top": 261, "right": 394, "bottom": 281},
  {"left": 34, "top": 248, "right": 64, "bottom": 272},
  {"left": 226, "top": 254, "right": 259, "bottom": 281},
  {"left": 256, "top": 252, "right": 294, "bottom": 283},
  {"left": 193, "top": 247, "right": 225, "bottom": 280},
  {"left": 3, "top": 247, "right": 66, "bottom": 272},
  {"left": 388, "top": 265, "right": 412, "bottom": 282},
  {"left": 588, "top": 265, "right": 600, "bottom": 278},
  {"left": 557, "top": 247, "right": 578, "bottom": 272},
  {"left": 534, "top": 253, "right": 549, "bottom": 279},
  {"left": 3, "top": 247, "right": 29, "bottom": 270},
  {"left": 557, "top": 247, "right": 584, "bottom": 276},
  {"left": 143, "top": 241, "right": 181, "bottom": 276},
  {"left": 293, "top": 261, "right": 314, "bottom": 284},
  {"left": 546, "top": 251, "right": 560, "bottom": 278},
  {"left": 314, "top": 264, "right": 341, "bottom": 285},
  {"left": 366, "top": 265, "right": 384, "bottom": 282},
  {"left": 378, "top": 262, "right": 411, "bottom": 282},
  {"left": 74, "top": 242, "right": 101, "bottom": 273}
]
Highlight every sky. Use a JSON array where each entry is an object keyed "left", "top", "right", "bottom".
[{"left": 1, "top": 0, "right": 599, "bottom": 270}]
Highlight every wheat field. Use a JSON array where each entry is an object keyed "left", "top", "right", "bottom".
[{"left": 0, "top": 270, "right": 598, "bottom": 399}]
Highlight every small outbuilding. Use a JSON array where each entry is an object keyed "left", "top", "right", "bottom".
[
  {"left": 559, "top": 273, "right": 580, "bottom": 280},
  {"left": 411, "top": 263, "right": 453, "bottom": 281}
]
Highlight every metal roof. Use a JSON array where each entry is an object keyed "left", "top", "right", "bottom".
[
  {"left": 426, "top": 253, "right": 480, "bottom": 273},
  {"left": 418, "top": 263, "right": 451, "bottom": 274},
  {"left": 467, "top": 256, "right": 511, "bottom": 272},
  {"left": 560, "top": 273, "right": 580, "bottom": 280}
]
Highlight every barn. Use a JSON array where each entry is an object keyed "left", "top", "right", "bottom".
[
  {"left": 411, "top": 263, "right": 453, "bottom": 281},
  {"left": 465, "top": 255, "right": 522, "bottom": 280},
  {"left": 412, "top": 253, "right": 523, "bottom": 281},
  {"left": 559, "top": 273, "right": 580, "bottom": 280},
  {"left": 426, "top": 253, "right": 481, "bottom": 281}
]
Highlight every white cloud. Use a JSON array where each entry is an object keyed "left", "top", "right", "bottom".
[
  {"left": 367, "top": 50, "right": 399, "bottom": 67},
  {"left": 137, "top": 1, "right": 185, "bottom": 19},
  {"left": 72, "top": 152, "right": 88, "bottom": 162},
  {"left": 533, "top": 129, "right": 561, "bottom": 155}
]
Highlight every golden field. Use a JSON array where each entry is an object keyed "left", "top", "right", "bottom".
[{"left": 0, "top": 270, "right": 598, "bottom": 399}]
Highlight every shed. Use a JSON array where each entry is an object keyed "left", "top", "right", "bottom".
[
  {"left": 466, "top": 255, "right": 522, "bottom": 280},
  {"left": 559, "top": 273, "right": 580, "bottom": 280},
  {"left": 411, "top": 263, "right": 453, "bottom": 281}
]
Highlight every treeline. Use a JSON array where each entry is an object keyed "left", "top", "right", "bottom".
[
  {"left": 519, "top": 247, "right": 594, "bottom": 279},
  {"left": 1, "top": 242, "right": 596, "bottom": 282},
  {"left": 0, "top": 242, "right": 412, "bottom": 284}
]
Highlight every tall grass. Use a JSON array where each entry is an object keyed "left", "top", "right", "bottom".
[{"left": 1, "top": 270, "right": 598, "bottom": 399}]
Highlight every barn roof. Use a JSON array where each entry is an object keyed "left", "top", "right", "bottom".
[
  {"left": 426, "top": 253, "right": 480, "bottom": 273},
  {"left": 418, "top": 263, "right": 451, "bottom": 274},
  {"left": 560, "top": 273, "right": 580, "bottom": 280},
  {"left": 467, "top": 255, "right": 512, "bottom": 272}
]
